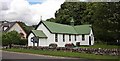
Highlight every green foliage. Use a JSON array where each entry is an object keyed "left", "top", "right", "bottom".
[
  {"left": 55, "top": 2, "right": 86, "bottom": 25},
  {"left": 18, "top": 22, "right": 35, "bottom": 34},
  {"left": 53, "top": 2, "right": 120, "bottom": 44},
  {"left": 19, "top": 39, "right": 27, "bottom": 45},
  {"left": 2, "top": 31, "right": 21, "bottom": 46},
  {"left": 46, "top": 18, "right": 56, "bottom": 22},
  {"left": 90, "top": 2, "right": 120, "bottom": 43}
]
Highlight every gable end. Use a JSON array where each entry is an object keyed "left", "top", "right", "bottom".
[{"left": 35, "top": 21, "right": 53, "bottom": 34}]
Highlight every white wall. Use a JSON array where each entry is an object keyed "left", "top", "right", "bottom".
[
  {"left": 78, "top": 35, "right": 89, "bottom": 45},
  {"left": 37, "top": 23, "right": 55, "bottom": 46},
  {"left": 28, "top": 33, "right": 34, "bottom": 46},
  {"left": 8, "top": 23, "right": 27, "bottom": 38},
  {"left": 77, "top": 29, "right": 94, "bottom": 45},
  {"left": 57, "top": 34, "right": 78, "bottom": 47},
  {"left": 89, "top": 30, "right": 94, "bottom": 45},
  {"left": 39, "top": 38, "right": 47, "bottom": 46},
  {"left": 28, "top": 22, "right": 94, "bottom": 47}
]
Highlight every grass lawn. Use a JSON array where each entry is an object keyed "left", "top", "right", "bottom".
[
  {"left": 80, "top": 43, "right": 119, "bottom": 49},
  {"left": 3, "top": 48, "right": 119, "bottom": 60}
]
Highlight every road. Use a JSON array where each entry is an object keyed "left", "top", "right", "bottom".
[
  {"left": 1, "top": 51, "right": 95, "bottom": 61},
  {"left": 2, "top": 51, "right": 77, "bottom": 59}
]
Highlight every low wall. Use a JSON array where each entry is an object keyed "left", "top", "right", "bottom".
[{"left": 11, "top": 45, "right": 119, "bottom": 56}]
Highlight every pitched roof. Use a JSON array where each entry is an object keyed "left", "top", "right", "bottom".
[
  {"left": 42, "top": 21, "right": 78, "bottom": 34},
  {"left": 32, "top": 30, "right": 47, "bottom": 38},
  {"left": 4, "top": 22, "right": 16, "bottom": 32},
  {"left": 0, "top": 21, "right": 27, "bottom": 35},
  {"left": 0, "top": 22, "right": 15, "bottom": 32},
  {"left": 74, "top": 25, "right": 91, "bottom": 34},
  {"left": 39, "top": 21, "right": 92, "bottom": 35}
]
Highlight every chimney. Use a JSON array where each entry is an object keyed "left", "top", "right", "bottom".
[{"left": 70, "top": 17, "right": 74, "bottom": 26}]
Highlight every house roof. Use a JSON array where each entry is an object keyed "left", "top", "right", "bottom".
[
  {"left": 42, "top": 21, "right": 78, "bottom": 34},
  {"left": 0, "top": 22, "right": 15, "bottom": 32},
  {"left": 4, "top": 22, "right": 16, "bottom": 32},
  {"left": 0, "top": 21, "right": 27, "bottom": 35},
  {"left": 74, "top": 25, "right": 91, "bottom": 34},
  {"left": 32, "top": 30, "right": 47, "bottom": 38},
  {"left": 38, "top": 21, "right": 92, "bottom": 35}
]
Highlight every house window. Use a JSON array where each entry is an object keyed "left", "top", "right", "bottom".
[
  {"left": 55, "top": 34, "right": 58, "bottom": 42},
  {"left": 82, "top": 34, "right": 85, "bottom": 41},
  {"left": 63, "top": 34, "right": 65, "bottom": 42},
  {"left": 69, "top": 35, "right": 71, "bottom": 41},
  {"left": 75, "top": 35, "right": 76, "bottom": 41}
]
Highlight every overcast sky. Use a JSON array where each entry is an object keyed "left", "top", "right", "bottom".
[{"left": 0, "top": 0, "right": 65, "bottom": 25}]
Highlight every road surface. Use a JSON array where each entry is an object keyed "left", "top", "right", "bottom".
[
  {"left": 1, "top": 51, "right": 95, "bottom": 61},
  {"left": 2, "top": 51, "right": 78, "bottom": 59}
]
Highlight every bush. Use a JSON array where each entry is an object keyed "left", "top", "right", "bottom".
[
  {"left": 2, "top": 31, "right": 21, "bottom": 48},
  {"left": 19, "top": 39, "right": 27, "bottom": 45},
  {"left": 65, "top": 43, "right": 75, "bottom": 48},
  {"left": 76, "top": 42, "right": 80, "bottom": 47},
  {"left": 49, "top": 43, "right": 57, "bottom": 48}
]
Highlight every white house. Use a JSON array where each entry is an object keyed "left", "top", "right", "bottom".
[
  {"left": 28, "top": 20, "right": 94, "bottom": 47},
  {"left": 0, "top": 21, "right": 27, "bottom": 39}
]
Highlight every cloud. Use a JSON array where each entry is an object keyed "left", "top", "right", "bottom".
[
  {"left": 0, "top": 0, "right": 65, "bottom": 25},
  {"left": 0, "top": 0, "right": 12, "bottom": 10}
]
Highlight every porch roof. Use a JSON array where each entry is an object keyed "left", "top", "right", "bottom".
[{"left": 32, "top": 30, "right": 47, "bottom": 38}]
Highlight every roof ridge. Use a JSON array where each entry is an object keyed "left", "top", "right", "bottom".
[
  {"left": 43, "top": 21, "right": 73, "bottom": 27},
  {"left": 43, "top": 21, "right": 91, "bottom": 27},
  {"left": 42, "top": 21, "right": 91, "bottom": 34}
]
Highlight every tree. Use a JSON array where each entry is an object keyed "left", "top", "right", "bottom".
[
  {"left": 2, "top": 31, "right": 21, "bottom": 48},
  {"left": 90, "top": 2, "right": 120, "bottom": 44},
  {"left": 55, "top": 2, "right": 86, "bottom": 25},
  {"left": 52, "top": 2, "right": 120, "bottom": 45},
  {"left": 46, "top": 18, "right": 56, "bottom": 22}
]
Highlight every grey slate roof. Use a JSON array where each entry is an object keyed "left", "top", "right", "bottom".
[{"left": 0, "top": 21, "right": 16, "bottom": 32}]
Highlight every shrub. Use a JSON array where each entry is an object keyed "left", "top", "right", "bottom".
[
  {"left": 19, "top": 39, "right": 28, "bottom": 45},
  {"left": 49, "top": 43, "right": 57, "bottom": 48},
  {"left": 65, "top": 43, "right": 75, "bottom": 48},
  {"left": 76, "top": 42, "right": 80, "bottom": 47}
]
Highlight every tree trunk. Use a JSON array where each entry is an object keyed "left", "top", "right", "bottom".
[{"left": 9, "top": 44, "right": 12, "bottom": 49}]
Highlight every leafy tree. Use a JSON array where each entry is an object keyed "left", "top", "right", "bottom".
[
  {"left": 2, "top": 31, "right": 21, "bottom": 48},
  {"left": 51, "top": 2, "right": 120, "bottom": 45},
  {"left": 55, "top": 2, "right": 86, "bottom": 25},
  {"left": 90, "top": 2, "right": 120, "bottom": 44},
  {"left": 46, "top": 18, "right": 56, "bottom": 22}
]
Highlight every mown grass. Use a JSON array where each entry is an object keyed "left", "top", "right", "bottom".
[{"left": 3, "top": 48, "right": 119, "bottom": 60}]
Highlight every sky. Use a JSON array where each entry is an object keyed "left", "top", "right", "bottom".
[
  {"left": 0, "top": 0, "right": 116, "bottom": 25},
  {"left": 0, "top": 0, "right": 65, "bottom": 25}
]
